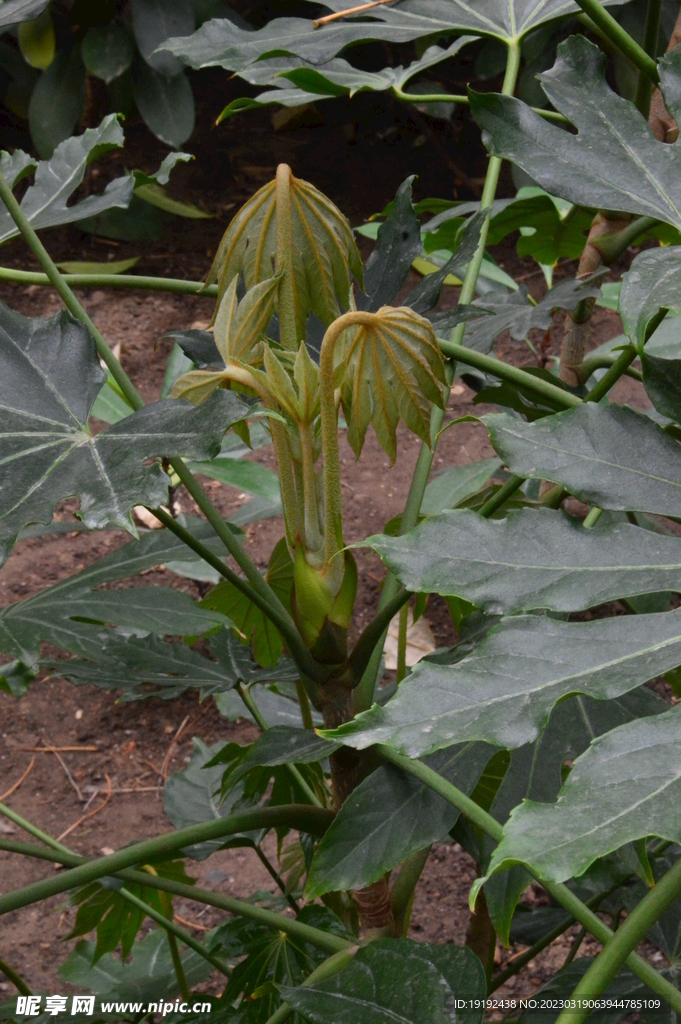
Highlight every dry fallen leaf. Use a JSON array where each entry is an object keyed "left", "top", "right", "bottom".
[{"left": 383, "top": 608, "right": 435, "bottom": 670}]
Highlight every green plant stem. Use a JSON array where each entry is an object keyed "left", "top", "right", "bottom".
[
  {"left": 583, "top": 506, "right": 604, "bottom": 527},
  {"left": 637, "top": 0, "right": 662, "bottom": 118},
  {"left": 0, "top": 956, "right": 31, "bottom": 996},
  {"left": 263, "top": 946, "right": 359, "bottom": 1024},
  {"left": 150, "top": 508, "right": 324, "bottom": 683},
  {"left": 253, "top": 844, "right": 300, "bottom": 912},
  {"left": 439, "top": 339, "right": 581, "bottom": 410},
  {"left": 0, "top": 175, "right": 144, "bottom": 411},
  {"left": 571, "top": 0, "right": 660, "bottom": 83},
  {"left": 585, "top": 345, "right": 639, "bottom": 403},
  {"left": 556, "top": 856, "right": 681, "bottom": 1024},
  {"left": 563, "top": 925, "right": 587, "bottom": 966},
  {"left": 478, "top": 476, "right": 525, "bottom": 517},
  {"left": 0, "top": 803, "right": 231, "bottom": 981},
  {"left": 354, "top": 42, "right": 522, "bottom": 714},
  {"left": 0, "top": 805, "right": 333, "bottom": 917},
  {"left": 296, "top": 678, "right": 315, "bottom": 730},
  {"left": 234, "top": 681, "right": 324, "bottom": 808},
  {"left": 577, "top": 355, "right": 642, "bottom": 384},
  {"left": 0, "top": 840, "right": 350, "bottom": 956},
  {"left": 377, "top": 747, "right": 681, "bottom": 1013},
  {"left": 348, "top": 586, "right": 412, "bottom": 686},
  {"left": 390, "top": 87, "right": 568, "bottom": 122},
  {"left": 275, "top": 164, "right": 299, "bottom": 351},
  {"left": 491, "top": 916, "right": 577, "bottom": 991},
  {"left": 590, "top": 216, "right": 658, "bottom": 263},
  {"left": 396, "top": 601, "right": 409, "bottom": 684},
  {"left": 166, "top": 929, "right": 192, "bottom": 1000},
  {"left": 390, "top": 846, "right": 432, "bottom": 936},
  {"left": 0, "top": 266, "right": 219, "bottom": 297}
]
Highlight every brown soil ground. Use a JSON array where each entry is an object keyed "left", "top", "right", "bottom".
[{"left": 0, "top": 71, "right": 661, "bottom": 1009}]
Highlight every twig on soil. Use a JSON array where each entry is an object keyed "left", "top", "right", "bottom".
[
  {"left": 313, "top": 0, "right": 394, "bottom": 28},
  {"left": 160, "top": 715, "right": 191, "bottom": 780},
  {"left": 0, "top": 759, "right": 35, "bottom": 802},
  {"left": 42, "top": 742, "right": 84, "bottom": 802},
  {"left": 14, "top": 745, "right": 98, "bottom": 753},
  {"left": 57, "top": 774, "right": 112, "bottom": 842},
  {"left": 175, "top": 913, "right": 211, "bottom": 932}
]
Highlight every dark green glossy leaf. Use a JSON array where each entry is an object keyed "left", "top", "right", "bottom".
[
  {"left": 518, "top": 959, "right": 657, "bottom": 1024},
  {"left": 0, "top": 115, "right": 133, "bottom": 243},
  {"left": 216, "top": 685, "right": 321, "bottom": 729},
  {"left": 131, "top": 59, "right": 195, "bottom": 147},
  {"left": 166, "top": 329, "right": 221, "bottom": 368},
  {"left": 420, "top": 458, "right": 501, "bottom": 515},
  {"left": 186, "top": 457, "right": 281, "bottom": 504},
  {"left": 63, "top": 587, "right": 230, "bottom": 636},
  {"left": 620, "top": 247, "right": 681, "bottom": 350},
  {"left": 463, "top": 273, "right": 604, "bottom": 353},
  {"left": 59, "top": 930, "right": 211, "bottom": 1001},
  {"left": 325, "top": 609, "right": 681, "bottom": 757},
  {"left": 162, "top": 0, "right": 624, "bottom": 72},
  {"left": 164, "top": 739, "right": 266, "bottom": 859},
  {"left": 305, "top": 742, "right": 493, "bottom": 898},
  {"left": 484, "top": 688, "right": 666, "bottom": 943},
  {"left": 0, "top": 300, "right": 246, "bottom": 563},
  {"left": 364, "top": 507, "right": 681, "bottom": 614},
  {"left": 28, "top": 47, "right": 85, "bottom": 158},
  {"left": 280, "top": 939, "right": 486, "bottom": 1024},
  {"left": 471, "top": 36, "right": 681, "bottom": 230},
  {"left": 213, "top": 725, "right": 339, "bottom": 779},
  {"left": 356, "top": 176, "right": 422, "bottom": 312},
  {"left": 132, "top": 0, "right": 195, "bottom": 78},
  {"left": 487, "top": 703, "right": 681, "bottom": 882},
  {"left": 484, "top": 404, "right": 681, "bottom": 516},
  {"left": 81, "top": 23, "right": 135, "bottom": 84}
]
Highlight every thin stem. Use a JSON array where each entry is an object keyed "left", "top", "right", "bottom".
[
  {"left": 0, "top": 266, "right": 219, "bottom": 297},
  {"left": 353, "top": 41, "right": 522, "bottom": 714},
  {"left": 439, "top": 339, "right": 581, "bottom": 410},
  {"left": 0, "top": 956, "right": 32, "bottom": 996},
  {"left": 563, "top": 925, "right": 587, "bottom": 966},
  {"left": 253, "top": 844, "right": 300, "bottom": 912},
  {"left": 349, "top": 586, "right": 412, "bottom": 686},
  {"left": 166, "top": 929, "right": 192, "bottom": 1000},
  {"left": 151, "top": 508, "right": 324, "bottom": 683},
  {"left": 263, "top": 946, "right": 359, "bottom": 1024},
  {"left": 235, "top": 682, "right": 324, "bottom": 808},
  {"left": 390, "top": 87, "right": 568, "bottom": 123},
  {"left": 0, "top": 175, "right": 143, "bottom": 410},
  {"left": 390, "top": 846, "right": 431, "bottom": 936},
  {"left": 319, "top": 311, "right": 377, "bottom": 582},
  {"left": 299, "top": 420, "right": 323, "bottom": 552},
  {"left": 577, "top": 355, "right": 642, "bottom": 384},
  {"left": 583, "top": 506, "right": 604, "bottom": 527},
  {"left": 377, "top": 747, "right": 681, "bottom": 1013},
  {"left": 296, "top": 679, "right": 315, "bottom": 730},
  {"left": 572, "top": 0, "right": 660, "bottom": 83},
  {"left": 590, "top": 216, "right": 658, "bottom": 264},
  {"left": 275, "top": 165, "right": 298, "bottom": 351},
  {"left": 0, "top": 839, "right": 351, "bottom": 956},
  {"left": 584, "top": 346, "right": 640, "bottom": 403},
  {"left": 556, "top": 856, "right": 681, "bottom": 1024},
  {"left": 0, "top": 805, "right": 333, "bottom": 917},
  {"left": 396, "top": 601, "right": 409, "bottom": 684},
  {"left": 478, "top": 476, "right": 525, "bottom": 517}
]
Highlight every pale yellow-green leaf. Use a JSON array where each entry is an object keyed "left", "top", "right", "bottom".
[
  {"left": 170, "top": 370, "right": 229, "bottom": 405},
  {"left": 207, "top": 167, "right": 362, "bottom": 343},
  {"left": 56, "top": 257, "right": 140, "bottom": 275},
  {"left": 214, "top": 273, "right": 279, "bottom": 366},
  {"left": 134, "top": 182, "right": 212, "bottom": 219},
  {"left": 340, "top": 306, "right": 446, "bottom": 460},
  {"left": 18, "top": 10, "right": 55, "bottom": 70},
  {"left": 293, "top": 341, "right": 320, "bottom": 425}
]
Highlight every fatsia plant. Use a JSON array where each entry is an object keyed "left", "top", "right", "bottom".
[{"left": 7, "top": 5, "right": 681, "bottom": 1019}]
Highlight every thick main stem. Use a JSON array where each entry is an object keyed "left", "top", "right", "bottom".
[{"left": 556, "top": 856, "right": 681, "bottom": 1024}]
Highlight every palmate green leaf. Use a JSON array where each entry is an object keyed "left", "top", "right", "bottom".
[
  {"left": 305, "top": 741, "right": 493, "bottom": 898},
  {"left": 164, "top": 739, "right": 266, "bottom": 859},
  {"left": 363, "top": 507, "right": 681, "bottom": 615},
  {"left": 461, "top": 273, "right": 604, "bottom": 353},
  {"left": 483, "top": 688, "right": 666, "bottom": 944},
  {"left": 280, "top": 939, "right": 486, "bottom": 1024},
  {"left": 483, "top": 404, "right": 681, "bottom": 517},
  {"left": 0, "top": 300, "right": 247, "bottom": 564},
  {"left": 341, "top": 306, "right": 446, "bottom": 460},
  {"left": 59, "top": 930, "right": 212, "bottom": 1002},
  {"left": 218, "top": 908, "right": 351, "bottom": 1024},
  {"left": 486, "top": 703, "right": 681, "bottom": 884},
  {"left": 325, "top": 608, "right": 681, "bottom": 757},
  {"left": 161, "top": 0, "right": 624, "bottom": 72},
  {"left": 212, "top": 725, "right": 339, "bottom": 786},
  {"left": 0, "top": 115, "right": 133, "bottom": 244},
  {"left": 207, "top": 170, "right": 362, "bottom": 343},
  {"left": 470, "top": 36, "right": 681, "bottom": 231},
  {"left": 62, "top": 587, "right": 230, "bottom": 637},
  {"left": 0, "top": 519, "right": 235, "bottom": 664}
]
